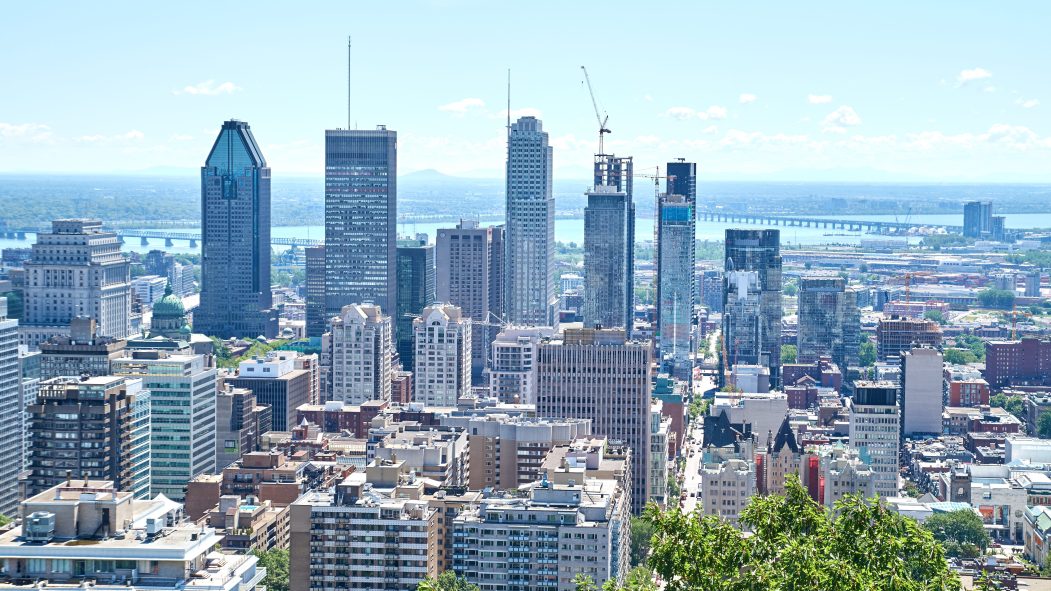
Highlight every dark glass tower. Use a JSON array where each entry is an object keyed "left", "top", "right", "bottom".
[
  {"left": 583, "top": 155, "right": 634, "bottom": 333},
  {"left": 657, "top": 161, "right": 697, "bottom": 376},
  {"left": 395, "top": 238, "right": 435, "bottom": 370},
  {"left": 722, "top": 229, "right": 782, "bottom": 387},
  {"left": 197, "top": 120, "right": 277, "bottom": 338},
  {"left": 324, "top": 127, "right": 398, "bottom": 317}
]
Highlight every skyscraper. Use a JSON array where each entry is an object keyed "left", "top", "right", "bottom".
[
  {"left": 304, "top": 245, "right": 327, "bottom": 338},
  {"left": 900, "top": 347, "right": 944, "bottom": 437},
  {"left": 583, "top": 155, "right": 634, "bottom": 333},
  {"left": 413, "top": 303, "right": 471, "bottom": 406},
  {"left": 723, "top": 229, "right": 782, "bottom": 388},
  {"left": 324, "top": 127, "right": 398, "bottom": 317},
  {"left": 0, "top": 298, "right": 20, "bottom": 516},
  {"left": 395, "top": 237, "right": 435, "bottom": 370},
  {"left": 849, "top": 381, "right": 900, "bottom": 499},
  {"left": 797, "top": 275, "right": 860, "bottom": 369},
  {"left": 665, "top": 160, "right": 697, "bottom": 204},
  {"left": 656, "top": 192, "right": 695, "bottom": 371},
  {"left": 20, "top": 219, "right": 132, "bottom": 349},
  {"left": 329, "top": 303, "right": 393, "bottom": 404},
  {"left": 963, "top": 201, "right": 993, "bottom": 238},
  {"left": 504, "top": 116, "right": 555, "bottom": 326},
  {"left": 436, "top": 221, "right": 504, "bottom": 383},
  {"left": 536, "top": 327, "right": 652, "bottom": 514},
  {"left": 196, "top": 120, "right": 278, "bottom": 338}
]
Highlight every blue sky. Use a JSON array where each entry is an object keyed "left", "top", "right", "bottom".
[{"left": 1, "top": 1, "right": 1049, "bottom": 181}]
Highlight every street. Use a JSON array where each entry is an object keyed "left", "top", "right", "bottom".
[{"left": 679, "top": 371, "right": 715, "bottom": 513}]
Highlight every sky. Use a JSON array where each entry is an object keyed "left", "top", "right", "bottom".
[{"left": 1, "top": 1, "right": 1049, "bottom": 182}]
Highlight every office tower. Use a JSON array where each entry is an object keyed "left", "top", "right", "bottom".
[
  {"left": 18, "top": 347, "right": 40, "bottom": 478},
  {"left": 216, "top": 385, "right": 273, "bottom": 471},
  {"left": 849, "top": 381, "right": 900, "bottom": 499},
  {"left": 699, "top": 268, "right": 723, "bottom": 312},
  {"left": 413, "top": 303, "right": 471, "bottom": 406},
  {"left": 169, "top": 261, "right": 196, "bottom": 297},
  {"left": 324, "top": 127, "right": 398, "bottom": 318},
  {"left": 328, "top": 303, "right": 393, "bottom": 404},
  {"left": 452, "top": 476, "right": 630, "bottom": 590},
  {"left": 875, "top": 317, "right": 942, "bottom": 361},
  {"left": 990, "top": 215, "right": 1007, "bottom": 241},
  {"left": 144, "top": 249, "right": 173, "bottom": 277},
  {"left": 584, "top": 155, "right": 635, "bottom": 332},
  {"left": 0, "top": 298, "right": 19, "bottom": 516},
  {"left": 20, "top": 219, "right": 131, "bottom": 349},
  {"left": 488, "top": 326, "right": 555, "bottom": 404},
  {"left": 656, "top": 191, "right": 695, "bottom": 369},
  {"left": 901, "top": 347, "right": 944, "bottom": 436},
  {"left": 112, "top": 350, "right": 216, "bottom": 500},
  {"left": 536, "top": 328, "right": 652, "bottom": 513},
  {"left": 666, "top": 159, "right": 697, "bottom": 203},
  {"left": 131, "top": 275, "right": 168, "bottom": 306},
  {"left": 1025, "top": 270, "right": 1043, "bottom": 298},
  {"left": 505, "top": 116, "right": 556, "bottom": 326},
  {"left": 722, "top": 269, "right": 762, "bottom": 378},
  {"left": 38, "top": 317, "right": 126, "bottom": 379},
  {"left": 723, "top": 229, "right": 782, "bottom": 388},
  {"left": 27, "top": 376, "right": 150, "bottom": 499},
  {"left": 290, "top": 472, "right": 439, "bottom": 591},
  {"left": 196, "top": 120, "right": 278, "bottom": 339},
  {"left": 797, "top": 275, "right": 860, "bottom": 369},
  {"left": 304, "top": 245, "right": 327, "bottom": 337},
  {"left": 395, "top": 238, "right": 435, "bottom": 369},
  {"left": 963, "top": 201, "right": 993, "bottom": 238},
  {"left": 436, "top": 221, "right": 504, "bottom": 383},
  {"left": 227, "top": 352, "right": 313, "bottom": 431}
]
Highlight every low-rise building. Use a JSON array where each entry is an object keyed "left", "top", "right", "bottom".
[{"left": 204, "top": 495, "right": 289, "bottom": 553}]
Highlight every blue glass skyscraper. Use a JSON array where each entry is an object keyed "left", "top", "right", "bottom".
[{"left": 197, "top": 120, "right": 277, "bottom": 338}]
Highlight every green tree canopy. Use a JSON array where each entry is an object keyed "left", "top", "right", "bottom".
[
  {"left": 922, "top": 509, "right": 990, "bottom": 557},
  {"left": 417, "top": 571, "right": 479, "bottom": 591},
  {"left": 615, "top": 477, "right": 959, "bottom": 591},
  {"left": 924, "top": 309, "right": 946, "bottom": 324},
  {"left": 1038, "top": 412, "right": 1051, "bottom": 439},
  {"left": 781, "top": 344, "right": 797, "bottom": 364},
  {"left": 252, "top": 549, "right": 289, "bottom": 591},
  {"left": 629, "top": 516, "right": 654, "bottom": 567},
  {"left": 991, "top": 392, "right": 1024, "bottom": 417},
  {"left": 859, "top": 340, "right": 877, "bottom": 366},
  {"left": 977, "top": 288, "right": 1015, "bottom": 310},
  {"left": 943, "top": 348, "right": 978, "bottom": 365}
]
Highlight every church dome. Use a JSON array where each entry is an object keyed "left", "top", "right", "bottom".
[{"left": 152, "top": 283, "right": 185, "bottom": 318}]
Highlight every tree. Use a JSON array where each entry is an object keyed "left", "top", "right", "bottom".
[
  {"left": 0, "top": 514, "right": 10, "bottom": 528},
  {"left": 780, "top": 344, "right": 797, "bottom": 364},
  {"left": 923, "top": 510, "right": 991, "bottom": 557},
  {"left": 417, "top": 571, "right": 479, "bottom": 591},
  {"left": 924, "top": 309, "right": 946, "bottom": 324},
  {"left": 977, "top": 288, "right": 1015, "bottom": 310},
  {"left": 629, "top": 516, "right": 654, "bottom": 567},
  {"left": 252, "top": 549, "right": 289, "bottom": 591},
  {"left": 1038, "top": 412, "right": 1051, "bottom": 439},
  {"left": 783, "top": 282, "right": 799, "bottom": 296},
  {"left": 859, "top": 340, "right": 877, "bottom": 366},
  {"left": 943, "top": 348, "right": 978, "bottom": 365},
  {"left": 991, "top": 393, "right": 1024, "bottom": 418},
  {"left": 622, "top": 477, "right": 959, "bottom": 591}
]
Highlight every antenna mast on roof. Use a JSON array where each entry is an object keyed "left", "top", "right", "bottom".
[{"left": 347, "top": 36, "right": 353, "bottom": 129}]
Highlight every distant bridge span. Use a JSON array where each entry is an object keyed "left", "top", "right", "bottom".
[{"left": 698, "top": 211, "right": 965, "bottom": 234}]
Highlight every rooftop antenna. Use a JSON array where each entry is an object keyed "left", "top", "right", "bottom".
[
  {"left": 347, "top": 35, "right": 353, "bottom": 129},
  {"left": 506, "top": 68, "right": 511, "bottom": 137}
]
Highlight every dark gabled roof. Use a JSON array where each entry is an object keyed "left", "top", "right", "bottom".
[
  {"left": 704, "top": 409, "right": 753, "bottom": 449},
  {"left": 771, "top": 415, "right": 799, "bottom": 454}
]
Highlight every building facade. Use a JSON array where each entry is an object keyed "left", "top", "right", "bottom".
[
  {"left": 112, "top": 351, "right": 216, "bottom": 500},
  {"left": 876, "top": 317, "right": 942, "bottom": 361},
  {"left": 583, "top": 155, "right": 634, "bottom": 334},
  {"left": 413, "top": 303, "right": 471, "bottom": 406},
  {"left": 901, "top": 347, "right": 944, "bottom": 436},
  {"left": 656, "top": 192, "right": 695, "bottom": 370},
  {"left": 797, "top": 275, "right": 860, "bottom": 369},
  {"left": 324, "top": 127, "right": 398, "bottom": 318},
  {"left": 723, "top": 229, "right": 782, "bottom": 388},
  {"left": 228, "top": 352, "right": 314, "bottom": 431},
  {"left": 0, "top": 298, "right": 21, "bottom": 516},
  {"left": 21, "top": 219, "right": 131, "bottom": 348},
  {"left": 505, "top": 116, "right": 556, "bottom": 326},
  {"left": 536, "top": 328, "right": 652, "bottom": 513},
  {"left": 328, "top": 303, "right": 393, "bottom": 405},
  {"left": 304, "top": 245, "right": 326, "bottom": 338},
  {"left": 849, "top": 381, "right": 900, "bottom": 499},
  {"left": 196, "top": 120, "right": 277, "bottom": 339},
  {"left": 436, "top": 220, "right": 504, "bottom": 383},
  {"left": 395, "top": 238, "right": 435, "bottom": 370},
  {"left": 488, "top": 326, "right": 555, "bottom": 404}
]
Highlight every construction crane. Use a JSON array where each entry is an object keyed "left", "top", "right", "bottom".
[
  {"left": 1010, "top": 300, "right": 1034, "bottom": 340},
  {"left": 581, "top": 66, "right": 611, "bottom": 155}
]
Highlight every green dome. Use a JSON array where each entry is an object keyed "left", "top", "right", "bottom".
[{"left": 152, "top": 283, "right": 185, "bottom": 318}]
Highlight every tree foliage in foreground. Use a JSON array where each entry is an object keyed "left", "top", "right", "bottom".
[
  {"left": 251, "top": 548, "right": 289, "bottom": 591},
  {"left": 416, "top": 571, "right": 479, "bottom": 591},
  {"left": 599, "top": 477, "right": 959, "bottom": 591},
  {"left": 922, "top": 509, "right": 990, "bottom": 558}
]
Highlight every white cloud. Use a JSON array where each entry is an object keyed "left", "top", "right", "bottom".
[
  {"left": 75, "top": 130, "right": 145, "bottom": 143},
  {"left": 1017, "top": 98, "right": 1040, "bottom": 109},
  {"left": 664, "top": 105, "right": 727, "bottom": 121},
  {"left": 643, "top": 94, "right": 653, "bottom": 102},
  {"left": 703, "top": 125, "right": 719, "bottom": 135},
  {"left": 738, "top": 93, "right": 757, "bottom": 104},
  {"left": 438, "top": 97, "right": 485, "bottom": 114},
  {"left": 171, "top": 134, "right": 194, "bottom": 141},
  {"left": 175, "top": 80, "right": 240, "bottom": 96},
  {"left": 808, "top": 94, "right": 832, "bottom": 104},
  {"left": 956, "top": 67, "right": 992, "bottom": 86},
  {"left": 0, "top": 122, "right": 52, "bottom": 142},
  {"left": 821, "top": 106, "right": 862, "bottom": 133},
  {"left": 983, "top": 85, "right": 997, "bottom": 93}
]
